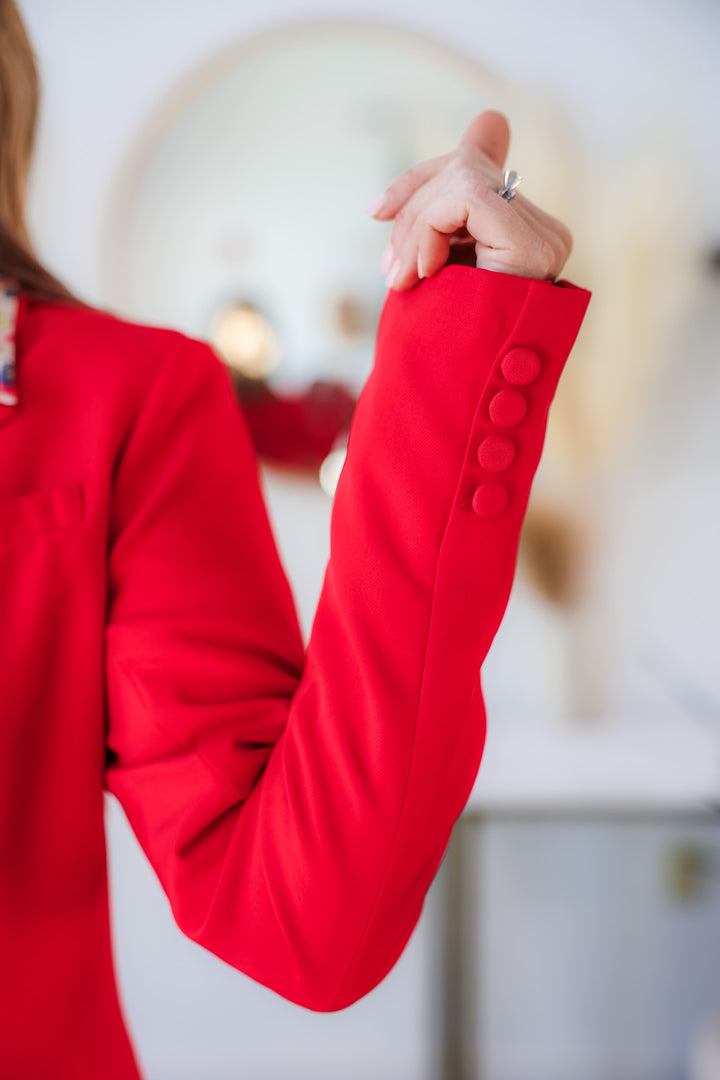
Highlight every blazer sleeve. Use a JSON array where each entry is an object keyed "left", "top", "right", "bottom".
[{"left": 104, "top": 264, "right": 590, "bottom": 1012}]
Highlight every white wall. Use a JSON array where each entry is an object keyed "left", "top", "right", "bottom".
[{"left": 21, "top": 0, "right": 720, "bottom": 307}]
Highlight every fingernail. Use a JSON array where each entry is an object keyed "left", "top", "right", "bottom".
[
  {"left": 366, "top": 192, "right": 387, "bottom": 216},
  {"left": 417, "top": 252, "right": 425, "bottom": 279},
  {"left": 381, "top": 244, "right": 394, "bottom": 274},
  {"left": 386, "top": 258, "right": 401, "bottom": 288}
]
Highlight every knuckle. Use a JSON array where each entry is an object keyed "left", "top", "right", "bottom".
[
  {"left": 451, "top": 151, "right": 477, "bottom": 186},
  {"left": 449, "top": 149, "right": 501, "bottom": 205}
]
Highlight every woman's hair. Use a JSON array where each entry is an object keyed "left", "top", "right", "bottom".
[{"left": 0, "top": 0, "right": 80, "bottom": 304}]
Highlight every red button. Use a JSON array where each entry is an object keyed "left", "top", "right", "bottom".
[
  {"left": 477, "top": 435, "right": 515, "bottom": 472},
  {"left": 489, "top": 389, "right": 526, "bottom": 427},
  {"left": 501, "top": 347, "right": 541, "bottom": 386},
  {"left": 472, "top": 483, "right": 509, "bottom": 518}
]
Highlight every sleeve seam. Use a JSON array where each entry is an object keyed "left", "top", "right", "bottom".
[{"left": 327, "top": 276, "right": 534, "bottom": 1008}]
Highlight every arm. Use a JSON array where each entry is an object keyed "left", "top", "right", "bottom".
[{"left": 104, "top": 264, "right": 590, "bottom": 1012}]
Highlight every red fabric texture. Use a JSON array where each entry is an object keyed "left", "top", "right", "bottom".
[{"left": 0, "top": 265, "right": 589, "bottom": 1078}]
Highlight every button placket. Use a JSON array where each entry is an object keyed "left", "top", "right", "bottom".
[{"left": 470, "top": 347, "right": 541, "bottom": 519}]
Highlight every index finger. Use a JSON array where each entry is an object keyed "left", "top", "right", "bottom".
[{"left": 365, "top": 154, "right": 449, "bottom": 220}]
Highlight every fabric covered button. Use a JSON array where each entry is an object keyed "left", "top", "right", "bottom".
[
  {"left": 489, "top": 389, "right": 526, "bottom": 427},
  {"left": 477, "top": 435, "right": 515, "bottom": 472},
  {"left": 501, "top": 347, "right": 541, "bottom": 386},
  {"left": 472, "top": 483, "right": 509, "bottom": 519}
]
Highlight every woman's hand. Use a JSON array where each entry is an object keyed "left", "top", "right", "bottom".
[{"left": 366, "top": 110, "right": 573, "bottom": 290}]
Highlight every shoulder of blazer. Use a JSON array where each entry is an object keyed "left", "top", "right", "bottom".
[
  {"left": 19, "top": 293, "right": 196, "bottom": 363},
  {"left": 16, "top": 293, "right": 217, "bottom": 423}
]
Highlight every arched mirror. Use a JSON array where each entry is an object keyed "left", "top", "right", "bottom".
[
  {"left": 104, "top": 20, "right": 694, "bottom": 720},
  {"left": 101, "top": 19, "right": 592, "bottom": 679},
  {"left": 104, "top": 22, "right": 578, "bottom": 481}
]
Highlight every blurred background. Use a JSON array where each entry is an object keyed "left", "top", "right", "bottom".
[{"left": 20, "top": 1, "right": 720, "bottom": 1078}]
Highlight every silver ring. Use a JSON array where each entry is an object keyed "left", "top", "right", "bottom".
[{"left": 498, "top": 169, "right": 522, "bottom": 201}]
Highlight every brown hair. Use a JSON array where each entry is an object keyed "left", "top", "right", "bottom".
[{"left": 0, "top": 0, "right": 82, "bottom": 304}]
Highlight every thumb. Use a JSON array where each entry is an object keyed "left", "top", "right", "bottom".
[{"left": 459, "top": 110, "right": 510, "bottom": 169}]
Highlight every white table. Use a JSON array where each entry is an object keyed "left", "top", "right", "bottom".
[
  {"left": 469, "top": 712, "right": 720, "bottom": 816},
  {"left": 439, "top": 713, "right": 720, "bottom": 1080}
]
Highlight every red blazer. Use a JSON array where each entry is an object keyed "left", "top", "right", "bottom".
[{"left": 0, "top": 266, "right": 589, "bottom": 1079}]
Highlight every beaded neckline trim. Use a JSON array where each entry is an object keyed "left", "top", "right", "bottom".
[{"left": 0, "top": 280, "right": 19, "bottom": 407}]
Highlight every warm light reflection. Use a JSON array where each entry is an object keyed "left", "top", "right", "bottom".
[
  {"left": 319, "top": 446, "right": 347, "bottom": 497},
  {"left": 210, "top": 302, "right": 279, "bottom": 379}
]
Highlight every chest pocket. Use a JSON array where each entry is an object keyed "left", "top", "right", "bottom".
[{"left": 0, "top": 484, "right": 85, "bottom": 546}]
